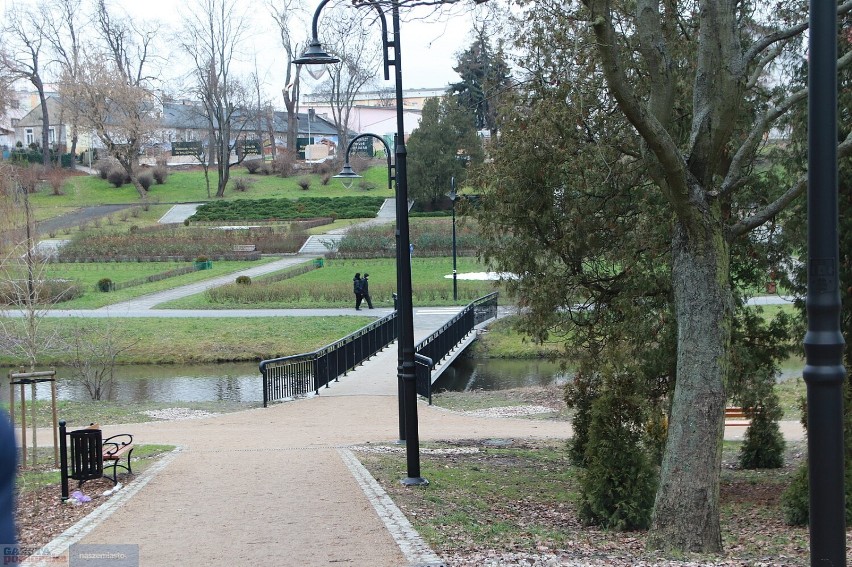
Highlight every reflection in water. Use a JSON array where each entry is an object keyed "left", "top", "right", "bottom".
[
  {"left": 1, "top": 358, "right": 576, "bottom": 404},
  {"left": 434, "top": 358, "right": 573, "bottom": 392},
  {"left": 0, "top": 362, "right": 262, "bottom": 404}
]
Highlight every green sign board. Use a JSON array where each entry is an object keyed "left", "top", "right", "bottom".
[
  {"left": 238, "top": 139, "right": 262, "bottom": 155},
  {"left": 349, "top": 137, "right": 374, "bottom": 157},
  {"left": 171, "top": 141, "right": 203, "bottom": 156}
]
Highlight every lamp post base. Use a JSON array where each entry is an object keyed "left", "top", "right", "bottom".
[{"left": 401, "top": 476, "right": 429, "bottom": 486}]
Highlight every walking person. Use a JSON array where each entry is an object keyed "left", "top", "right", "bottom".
[
  {"left": 353, "top": 272, "right": 364, "bottom": 310},
  {"left": 361, "top": 273, "right": 374, "bottom": 309}
]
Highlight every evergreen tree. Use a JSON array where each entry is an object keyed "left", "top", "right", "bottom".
[
  {"left": 449, "top": 28, "right": 512, "bottom": 138},
  {"left": 407, "top": 96, "right": 483, "bottom": 204}
]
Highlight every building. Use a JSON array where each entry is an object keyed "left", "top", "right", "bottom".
[{"left": 300, "top": 87, "right": 447, "bottom": 138}]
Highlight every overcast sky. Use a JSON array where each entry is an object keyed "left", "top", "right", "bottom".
[{"left": 2, "top": 0, "right": 483, "bottom": 102}]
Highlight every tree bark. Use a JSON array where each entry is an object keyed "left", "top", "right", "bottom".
[
  {"left": 648, "top": 215, "right": 731, "bottom": 552},
  {"left": 35, "top": 79, "right": 50, "bottom": 168}
]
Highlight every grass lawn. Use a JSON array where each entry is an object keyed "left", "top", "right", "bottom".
[
  {"left": 159, "top": 256, "right": 498, "bottom": 309},
  {"left": 29, "top": 166, "right": 393, "bottom": 211},
  {"left": 0, "top": 315, "right": 373, "bottom": 365},
  {"left": 43, "top": 258, "right": 277, "bottom": 309},
  {"left": 358, "top": 438, "right": 811, "bottom": 565}
]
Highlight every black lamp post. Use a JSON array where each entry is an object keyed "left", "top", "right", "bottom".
[
  {"left": 297, "top": 0, "right": 427, "bottom": 486},
  {"left": 448, "top": 177, "right": 458, "bottom": 302},
  {"left": 804, "top": 4, "right": 846, "bottom": 564}
]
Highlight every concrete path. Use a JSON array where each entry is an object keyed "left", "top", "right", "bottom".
[{"left": 157, "top": 204, "right": 202, "bottom": 224}]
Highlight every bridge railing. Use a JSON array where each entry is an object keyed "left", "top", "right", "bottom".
[
  {"left": 259, "top": 312, "right": 397, "bottom": 406},
  {"left": 414, "top": 291, "right": 499, "bottom": 403},
  {"left": 259, "top": 291, "right": 498, "bottom": 407}
]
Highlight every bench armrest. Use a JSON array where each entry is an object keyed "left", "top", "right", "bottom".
[{"left": 103, "top": 433, "right": 134, "bottom": 456}]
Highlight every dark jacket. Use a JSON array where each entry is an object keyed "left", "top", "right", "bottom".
[
  {"left": 361, "top": 276, "right": 370, "bottom": 295},
  {"left": 0, "top": 410, "right": 16, "bottom": 547},
  {"left": 353, "top": 277, "right": 363, "bottom": 294}
]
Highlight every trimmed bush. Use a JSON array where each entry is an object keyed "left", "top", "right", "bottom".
[
  {"left": 138, "top": 171, "right": 154, "bottom": 191},
  {"left": 297, "top": 177, "right": 311, "bottom": 191},
  {"left": 232, "top": 177, "right": 250, "bottom": 192},
  {"left": 107, "top": 169, "right": 126, "bottom": 188},
  {"left": 97, "top": 278, "right": 114, "bottom": 292},
  {"left": 245, "top": 160, "right": 261, "bottom": 174},
  {"left": 153, "top": 166, "right": 168, "bottom": 184},
  {"left": 235, "top": 275, "right": 252, "bottom": 285}
]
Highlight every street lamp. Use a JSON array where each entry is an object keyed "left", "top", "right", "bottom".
[
  {"left": 334, "top": 133, "right": 394, "bottom": 191},
  {"left": 804, "top": 4, "right": 846, "bottom": 564},
  {"left": 448, "top": 177, "right": 458, "bottom": 302},
  {"left": 296, "top": 0, "right": 428, "bottom": 486}
]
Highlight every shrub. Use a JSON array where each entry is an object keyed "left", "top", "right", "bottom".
[
  {"left": 245, "top": 160, "right": 261, "bottom": 174},
  {"left": 138, "top": 171, "right": 154, "bottom": 191},
  {"left": 358, "top": 180, "right": 377, "bottom": 191},
  {"left": 95, "top": 159, "right": 113, "bottom": 179},
  {"left": 235, "top": 275, "right": 252, "bottom": 285},
  {"left": 232, "top": 177, "right": 250, "bottom": 192},
  {"left": 738, "top": 405, "right": 785, "bottom": 470},
  {"left": 272, "top": 149, "right": 297, "bottom": 177},
  {"left": 564, "top": 370, "right": 600, "bottom": 466},
  {"left": 321, "top": 173, "right": 331, "bottom": 186},
  {"left": 578, "top": 371, "right": 657, "bottom": 531},
  {"left": 297, "top": 177, "right": 311, "bottom": 191},
  {"left": 107, "top": 168, "right": 126, "bottom": 188},
  {"left": 97, "top": 278, "right": 114, "bottom": 292},
  {"left": 195, "top": 256, "right": 208, "bottom": 263},
  {"left": 153, "top": 165, "right": 168, "bottom": 185},
  {"left": 259, "top": 163, "right": 272, "bottom": 175},
  {"left": 47, "top": 169, "right": 66, "bottom": 195}
]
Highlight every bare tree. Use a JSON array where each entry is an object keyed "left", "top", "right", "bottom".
[
  {"left": 66, "top": 321, "right": 135, "bottom": 401},
  {"left": 270, "top": 0, "right": 306, "bottom": 151},
  {"left": 63, "top": 1, "right": 161, "bottom": 198},
  {"left": 2, "top": 5, "right": 52, "bottom": 167},
  {"left": 311, "top": 6, "right": 382, "bottom": 151},
  {"left": 0, "top": 165, "right": 66, "bottom": 371},
  {"left": 181, "top": 0, "right": 254, "bottom": 198},
  {"left": 41, "top": 0, "right": 86, "bottom": 170}
]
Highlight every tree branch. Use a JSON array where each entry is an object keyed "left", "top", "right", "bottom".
[
  {"left": 723, "top": 48, "right": 852, "bottom": 196},
  {"left": 728, "top": 130, "right": 852, "bottom": 239},
  {"left": 582, "top": 0, "right": 691, "bottom": 216},
  {"left": 742, "top": 0, "right": 852, "bottom": 70}
]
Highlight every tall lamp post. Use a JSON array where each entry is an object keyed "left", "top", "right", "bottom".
[
  {"left": 804, "top": 4, "right": 846, "bottom": 564},
  {"left": 448, "top": 177, "right": 458, "bottom": 302},
  {"left": 296, "top": 0, "right": 427, "bottom": 486}
]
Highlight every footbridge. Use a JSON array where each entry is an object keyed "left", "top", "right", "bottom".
[{"left": 259, "top": 292, "right": 499, "bottom": 406}]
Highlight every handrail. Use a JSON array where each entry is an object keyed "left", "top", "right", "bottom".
[
  {"left": 259, "top": 311, "right": 397, "bottom": 406},
  {"left": 258, "top": 291, "right": 499, "bottom": 407},
  {"left": 414, "top": 292, "right": 499, "bottom": 402}
]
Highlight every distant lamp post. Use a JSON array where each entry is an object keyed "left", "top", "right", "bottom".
[
  {"left": 334, "top": 133, "right": 394, "bottom": 191},
  {"left": 298, "top": 0, "right": 427, "bottom": 486},
  {"left": 804, "top": 3, "right": 846, "bottom": 564},
  {"left": 448, "top": 177, "right": 458, "bottom": 301}
]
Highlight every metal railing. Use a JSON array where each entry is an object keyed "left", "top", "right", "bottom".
[
  {"left": 259, "top": 312, "right": 397, "bottom": 406},
  {"left": 414, "top": 291, "right": 499, "bottom": 403},
  {"left": 258, "top": 291, "right": 498, "bottom": 407}
]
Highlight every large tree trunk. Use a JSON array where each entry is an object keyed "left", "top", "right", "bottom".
[{"left": 648, "top": 218, "right": 731, "bottom": 552}]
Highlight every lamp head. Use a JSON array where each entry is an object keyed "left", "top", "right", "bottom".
[
  {"left": 294, "top": 39, "right": 340, "bottom": 80},
  {"left": 333, "top": 162, "right": 362, "bottom": 189}
]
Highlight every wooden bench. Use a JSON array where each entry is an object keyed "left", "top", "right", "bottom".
[
  {"left": 233, "top": 244, "right": 256, "bottom": 252},
  {"left": 725, "top": 407, "right": 752, "bottom": 427},
  {"left": 101, "top": 433, "right": 135, "bottom": 483},
  {"left": 59, "top": 421, "right": 135, "bottom": 500}
]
